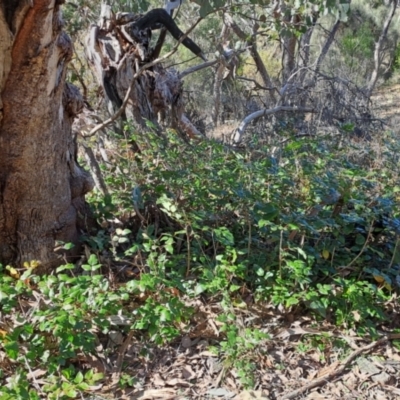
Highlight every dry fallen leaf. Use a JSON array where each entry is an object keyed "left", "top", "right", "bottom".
[
  {"left": 6, "top": 265, "right": 20, "bottom": 279},
  {"left": 152, "top": 373, "right": 165, "bottom": 387},
  {"left": 274, "top": 326, "right": 326, "bottom": 339},
  {"left": 199, "top": 350, "right": 217, "bottom": 357},
  {"left": 181, "top": 364, "right": 196, "bottom": 380},
  {"left": 208, "top": 387, "right": 236, "bottom": 398},
  {"left": 131, "top": 388, "right": 176, "bottom": 399},
  {"left": 317, "top": 361, "right": 339, "bottom": 378},
  {"left": 305, "top": 393, "right": 331, "bottom": 400},
  {"left": 165, "top": 378, "right": 190, "bottom": 387},
  {"left": 26, "top": 369, "right": 47, "bottom": 380},
  {"left": 234, "top": 389, "right": 270, "bottom": 399}
]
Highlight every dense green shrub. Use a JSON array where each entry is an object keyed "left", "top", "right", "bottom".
[
  {"left": 2, "top": 124, "right": 399, "bottom": 395},
  {"left": 89, "top": 124, "right": 400, "bottom": 316}
]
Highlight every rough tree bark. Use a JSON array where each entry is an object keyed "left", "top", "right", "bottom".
[
  {"left": 0, "top": 0, "right": 94, "bottom": 272},
  {"left": 279, "top": 2, "right": 298, "bottom": 84}
]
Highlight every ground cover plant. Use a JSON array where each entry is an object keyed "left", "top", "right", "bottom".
[{"left": 1, "top": 121, "right": 400, "bottom": 399}]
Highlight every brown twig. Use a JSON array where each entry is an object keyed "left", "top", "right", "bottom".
[
  {"left": 109, "top": 330, "right": 135, "bottom": 388},
  {"left": 281, "top": 335, "right": 393, "bottom": 399},
  {"left": 237, "top": 76, "right": 276, "bottom": 91}
]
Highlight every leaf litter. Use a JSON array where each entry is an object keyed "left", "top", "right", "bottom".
[
  {"left": 2, "top": 288, "right": 400, "bottom": 400},
  {"left": 73, "top": 296, "right": 400, "bottom": 400}
]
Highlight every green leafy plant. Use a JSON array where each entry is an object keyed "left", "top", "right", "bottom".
[{"left": 2, "top": 123, "right": 400, "bottom": 394}]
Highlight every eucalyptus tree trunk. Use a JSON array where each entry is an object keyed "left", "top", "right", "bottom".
[
  {"left": 0, "top": 1, "right": 94, "bottom": 272},
  {"left": 279, "top": 1, "right": 297, "bottom": 84},
  {"left": 365, "top": 0, "right": 398, "bottom": 100},
  {"left": 212, "top": 24, "right": 230, "bottom": 126},
  {"left": 224, "top": 13, "right": 276, "bottom": 105}
]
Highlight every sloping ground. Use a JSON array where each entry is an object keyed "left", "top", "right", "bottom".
[
  {"left": 97, "top": 87, "right": 400, "bottom": 400},
  {"left": 82, "top": 86, "right": 400, "bottom": 400},
  {"left": 3, "top": 88, "right": 400, "bottom": 400},
  {"left": 3, "top": 285, "right": 399, "bottom": 399},
  {"left": 85, "top": 298, "right": 400, "bottom": 400}
]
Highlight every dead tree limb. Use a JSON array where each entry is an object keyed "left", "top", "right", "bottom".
[
  {"left": 231, "top": 106, "right": 315, "bottom": 145},
  {"left": 128, "top": 9, "right": 207, "bottom": 61},
  {"left": 281, "top": 335, "right": 396, "bottom": 400},
  {"left": 179, "top": 59, "right": 219, "bottom": 78},
  {"left": 314, "top": 19, "right": 341, "bottom": 76},
  {"left": 85, "top": 8, "right": 206, "bottom": 138}
]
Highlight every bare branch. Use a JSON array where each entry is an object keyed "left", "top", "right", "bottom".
[
  {"left": 223, "top": 13, "right": 276, "bottom": 104},
  {"left": 179, "top": 59, "right": 218, "bottom": 78},
  {"left": 237, "top": 76, "right": 277, "bottom": 92},
  {"left": 281, "top": 335, "right": 398, "bottom": 400},
  {"left": 179, "top": 114, "right": 204, "bottom": 138},
  {"left": 232, "top": 106, "right": 315, "bottom": 145},
  {"left": 314, "top": 19, "right": 341, "bottom": 76}
]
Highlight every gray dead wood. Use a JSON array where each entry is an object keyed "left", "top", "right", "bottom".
[
  {"left": 231, "top": 106, "right": 315, "bottom": 145},
  {"left": 281, "top": 335, "right": 395, "bottom": 400},
  {"left": 84, "top": 7, "right": 207, "bottom": 138}
]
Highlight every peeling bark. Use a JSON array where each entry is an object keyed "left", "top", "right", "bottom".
[{"left": 0, "top": 1, "right": 93, "bottom": 271}]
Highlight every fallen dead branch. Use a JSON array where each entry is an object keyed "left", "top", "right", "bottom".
[
  {"left": 109, "top": 330, "right": 135, "bottom": 389},
  {"left": 281, "top": 334, "right": 400, "bottom": 400},
  {"left": 231, "top": 106, "right": 315, "bottom": 145}
]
